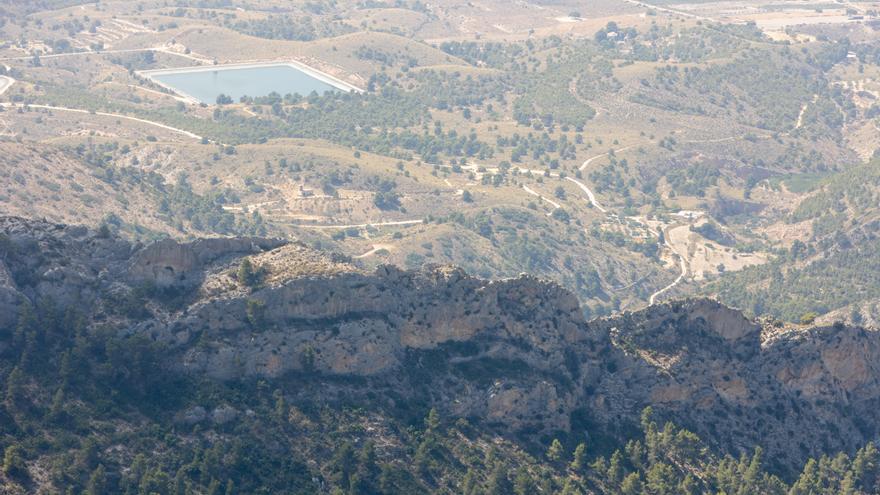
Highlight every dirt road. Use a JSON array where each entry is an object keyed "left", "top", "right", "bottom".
[
  {"left": 0, "top": 76, "right": 14, "bottom": 96},
  {"left": 1, "top": 102, "right": 204, "bottom": 140},
  {"left": 648, "top": 227, "right": 689, "bottom": 304}
]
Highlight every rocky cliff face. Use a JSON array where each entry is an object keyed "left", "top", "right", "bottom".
[{"left": 2, "top": 216, "right": 879, "bottom": 475}]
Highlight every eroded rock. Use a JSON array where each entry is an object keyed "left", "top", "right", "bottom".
[{"left": 3, "top": 216, "right": 880, "bottom": 474}]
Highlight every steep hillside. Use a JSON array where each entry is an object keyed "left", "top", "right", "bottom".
[
  {"left": 707, "top": 159, "right": 880, "bottom": 322},
  {"left": 1, "top": 217, "right": 880, "bottom": 493}
]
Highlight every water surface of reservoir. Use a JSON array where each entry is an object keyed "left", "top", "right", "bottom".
[{"left": 149, "top": 64, "right": 343, "bottom": 104}]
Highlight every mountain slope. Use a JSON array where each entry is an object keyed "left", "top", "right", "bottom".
[{"left": 1, "top": 217, "right": 880, "bottom": 493}]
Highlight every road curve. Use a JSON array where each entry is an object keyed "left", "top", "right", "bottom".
[
  {"left": 648, "top": 227, "right": 688, "bottom": 304},
  {"left": 354, "top": 243, "right": 395, "bottom": 259},
  {"left": 578, "top": 145, "right": 635, "bottom": 172},
  {"left": 0, "top": 46, "right": 205, "bottom": 63},
  {"left": 564, "top": 176, "right": 607, "bottom": 213},
  {"left": 1, "top": 102, "right": 204, "bottom": 140}
]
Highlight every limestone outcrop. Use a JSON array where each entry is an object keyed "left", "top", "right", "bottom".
[
  {"left": 3, "top": 216, "right": 880, "bottom": 474},
  {"left": 126, "top": 236, "right": 286, "bottom": 289}
]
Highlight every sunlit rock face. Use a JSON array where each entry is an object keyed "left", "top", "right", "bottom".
[{"left": 4, "top": 215, "right": 880, "bottom": 474}]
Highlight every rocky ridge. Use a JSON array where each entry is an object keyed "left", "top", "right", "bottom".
[{"left": 1, "top": 216, "right": 879, "bottom": 475}]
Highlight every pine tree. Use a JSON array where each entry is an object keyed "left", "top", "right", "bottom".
[
  {"left": 236, "top": 258, "right": 258, "bottom": 287},
  {"left": 425, "top": 408, "right": 440, "bottom": 433},
  {"left": 48, "top": 387, "right": 66, "bottom": 424},
  {"left": 58, "top": 350, "right": 74, "bottom": 389},
  {"left": 414, "top": 439, "right": 432, "bottom": 477},
  {"left": 85, "top": 464, "right": 107, "bottom": 495},
  {"left": 140, "top": 468, "right": 172, "bottom": 495},
  {"left": 790, "top": 458, "right": 820, "bottom": 495},
  {"left": 607, "top": 450, "right": 624, "bottom": 484},
  {"left": 678, "top": 473, "right": 697, "bottom": 495},
  {"left": 416, "top": 409, "right": 441, "bottom": 477},
  {"left": 379, "top": 464, "right": 395, "bottom": 494},
  {"left": 743, "top": 446, "right": 763, "bottom": 490},
  {"left": 536, "top": 468, "right": 554, "bottom": 494},
  {"left": 560, "top": 478, "right": 581, "bottom": 495},
  {"left": 173, "top": 467, "right": 188, "bottom": 495},
  {"left": 3, "top": 445, "right": 26, "bottom": 479},
  {"left": 354, "top": 440, "right": 378, "bottom": 493},
  {"left": 620, "top": 472, "right": 643, "bottom": 495},
  {"left": 19, "top": 329, "right": 37, "bottom": 371},
  {"left": 645, "top": 462, "right": 677, "bottom": 495},
  {"left": 348, "top": 473, "right": 363, "bottom": 495},
  {"left": 13, "top": 303, "right": 35, "bottom": 350},
  {"left": 547, "top": 438, "right": 564, "bottom": 463},
  {"left": 840, "top": 470, "right": 857, "bottom": 495},
  {"left": 330, "top": 442, "right": 356, "bottom": 488},
  {"left": 513, "top": 467, "right": 535, "bottom": 495},
  {"left": 641, "top": 407, "right": 660, "bottom": 465},
  {"left": 206, "top": 478, "right": 221, "bottom": 495},
  {"left": 4, "top": 366, "right": 25, "bottom": 413},
  {"left": 123, "top": 454, "right": 147, "bottom": 493},
  {"left": 853, "top": 442, "right": 879, "bottom": 492},
  {"left": 245, "top": 299, "right": 267, "bottom": 330},
  {"left": 486, "top": 462, "right": 512, "bottom": 495},
  {"left": 830, "top": 452, "right": 850, "bottom": 482},
  {"left": 625, "top": 440, "right": 646, "bottom": 471},
  {"left": 273, "top": 389, "right": 287, "bottom": 423},
  {"left": 570, "top": 443, "right": 587, "bottom": 473},
  {"left": 78, "top": 437, "right": 100, "bottom": 471},
  {"left": 461, "top": 468, "right": 479, "bottom": 495}
]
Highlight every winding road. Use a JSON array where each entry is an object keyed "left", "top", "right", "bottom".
[
  {"left": 565, "top": 176, "right": 606, "bottom": 213},
  {"left": 0, "top": 46, "right": 211, "bottom": 64},
  {"left": 522, "top": 184, "right": 561, "bottom": 215},
  {"left": 648, "top": 227, "right": 689, "bottom": 304},
  {"left": 570, "top": 144, "right": 642, "bottom": 211},
  {"left": 0, "top": 47, "right": 151, "bottom": 62},
  {"left": 354, "top": 243, "right": 395, "bottom": 259},
  {"left": 1, "top": 102, "right": 204, "bottom": 140},
  {"left": 547, "top": 139, "right": 695, "bottom": 303},
  {"left": 1, "top": 46, "right": 709, "bottom": 305},
  {"left": 578, "top": 145, "right": 636, "bottom": 172}
]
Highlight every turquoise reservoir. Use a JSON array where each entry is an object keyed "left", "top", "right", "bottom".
[{"left": 149, "top": 64, "right": 341, "bottom": 104}]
